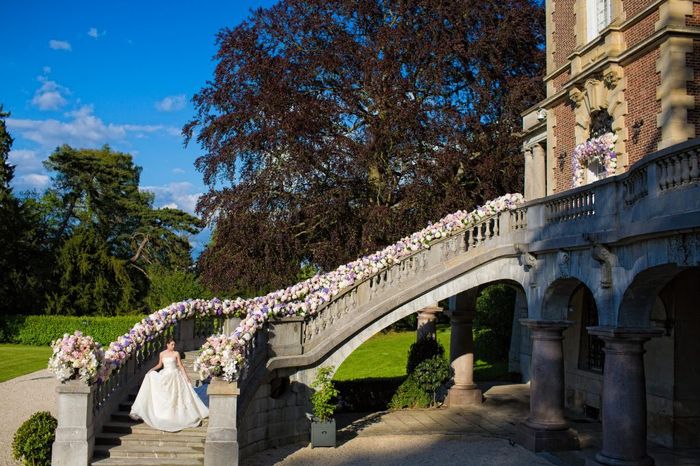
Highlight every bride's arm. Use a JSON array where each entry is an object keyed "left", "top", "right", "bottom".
[
  {"left": 175, "top": 353, "right": 190, "bottom": 384},
  {"left": 149, "top": 353, "right": 163, "bottom": 373}
]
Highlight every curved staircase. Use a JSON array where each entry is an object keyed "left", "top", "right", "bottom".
[{"left": 91, "top": 350, "right": 206, "bottom": 466}]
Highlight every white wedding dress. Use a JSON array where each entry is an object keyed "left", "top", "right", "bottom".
[{"left": 130, "top": 356, "right": 209, "bottom": 432}]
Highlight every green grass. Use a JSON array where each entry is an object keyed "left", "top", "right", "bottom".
[
  {"left": 333, "top": 326, "right": 509, "bottom": 382},
  {"left": 0, "top": 344, "right": 52, "bottom": 383}
]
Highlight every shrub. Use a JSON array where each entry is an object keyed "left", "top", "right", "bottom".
[
  {"left": 0, "top": 314, "right": 26, "bottom": 343},
  {"left": 311, "top": 366, "right": 339, "bottom": 421},
  {"left": 406, "top": 338, "right": 445, "bottom": 374},
  {"left": 1, "top": 315, "right": 144, "bottom": 346},
  {"left": 389, "top": 376, "right": 431, "bottom": 409},
  {"left": 474, "top": 284, "right": 515, "bottom": 361},
  {"left": 413, "top": 355, "right": 452, "bottom": 404},
  {"left": 335, "top": 376, "right": 406, "bottom": 411},
  {"left": 12, "top": 411, "right": 57, "bottom": 466}
]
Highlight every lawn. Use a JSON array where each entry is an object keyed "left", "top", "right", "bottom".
[
  {"left": 0, "top": 344, "right": 52, "bottom": 383},
  {"left": 333, "top": 326, "right": 509, "bottom": 381}
]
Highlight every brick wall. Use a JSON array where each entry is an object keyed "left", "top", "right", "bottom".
[
  {"left": 553, "top": 0, "right": 577, "bottom": 70},
  {"left": 553, "top": 102, "right": 577, "bottom": 191},
  {"left": 624, "top": 9, "right": 659, "bottom": 48},
  {"left": 625, "top": 48, "right": 662, "bottom": 166},
  {"left": 552, "top": 70, "right": 571, "bottom": 93},
  {"left": 687, "top": 1, "right": 700, "bottom": 27},
  {"left": 688, "top": 40, "right": 700, "bottom": 136},
  {"left": 624, "top": 0, "right": 653, "bottom": 18}
]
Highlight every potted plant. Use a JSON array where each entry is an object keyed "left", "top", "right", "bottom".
[{"left": 310, "top": 366, "right": 339, "bottom": 448}]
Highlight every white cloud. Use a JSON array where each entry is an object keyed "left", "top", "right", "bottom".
[
  {"left": 49, "top": 40, "right": 71, "bottom": 51},
  {"left": 141, "top": 182, "right": 201, "bottom": 214},
  {"left": 160, "top": 202, "right": 178, "bottom": 209},
  {"left": 88, "top": 27, "right": 105, "bottom": 39},
  {"left": 31, "top": 78, "right": 70, "bottom": 110},
  {"left": 7, "top": 105, "right": 176, "bottom": 148},
  {"left": 42, "top": 66, "right": 52, "bottom": 74},
  {"left": 9, "top": 149, "right": 43, "bottom": 171},
  {"left": 155, "top": 94, "right": 186, "bottom": 112},
  {"left": 18, "top": 173, "right": 50, "bottom": 190},
  {"left": 172, "top": 168, "right": 186, "bottom": 174}
]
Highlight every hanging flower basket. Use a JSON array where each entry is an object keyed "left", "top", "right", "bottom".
[{"left": 572, "top": 132, "right": 617, "bottom": 187}]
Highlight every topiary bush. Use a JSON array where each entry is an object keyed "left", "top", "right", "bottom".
[
  {"left": 388, "top": 375, "right": 431, "bottom": 409},
  {"left": 12, "top": 411, "right": 57, "bottom": 466},
  {"left": 405, "top": 338, "right": 445, "bottom": 375},
  {"left": 412, "top": 355, "right": 452, "bottom": 404}
]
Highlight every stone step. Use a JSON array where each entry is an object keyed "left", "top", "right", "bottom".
[
  {"left": 91, "top": 456, "right": 203, "bottom": 465},
  {"left": 95, "top": 432, "right": 205, "bottom": 447},
  {"left": 101, "top": 420, "right": 207, "bottom": 436},
  {"left": 93, "top": 444, "right": 203, "bottom": 460}
]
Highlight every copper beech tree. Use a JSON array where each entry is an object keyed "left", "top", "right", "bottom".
[{"left": 185, "top": 0, "right": 545, "bottom": 293}]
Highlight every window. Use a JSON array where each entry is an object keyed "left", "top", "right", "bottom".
[
  {"left": 577, "top": 287, "right": 605, "bottom": 372},
  {"left": 586, "top": 0, "right": 612, "bottom": 42}
]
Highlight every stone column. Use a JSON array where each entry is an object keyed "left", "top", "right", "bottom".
[
  {"left": 532, "top": 144, "right": 547, "bottom": 199},
  {"left": 205, "top": 378, "right": 240, "bottom": 466},
  {"left": 517, "top": 319, "right": 579, "bottom": 452},
  {"left": 51, "top": 380, "right": 95, "bottom": 466},
  {"left": 416, "top": 304, "right": 442, "bottom": 341},
  {"left": 447, "top": 291, "right": 482, "bottom": 406},
  {"left": 588, "top": 327, "right": 662, "bottom": 466}
]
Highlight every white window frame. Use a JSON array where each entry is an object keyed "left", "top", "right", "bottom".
[{"left": 586, "top": 0, "right": 612, "bottom": 42}]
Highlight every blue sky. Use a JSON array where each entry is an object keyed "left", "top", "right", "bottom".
[{"left": 1, "top": 0, "right": 277, "bottom": 254}]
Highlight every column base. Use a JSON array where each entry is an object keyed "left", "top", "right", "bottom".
[
  {"left": 446, "top": 385, "right": 482, "bottom": 407},
  {"left": 587, "top": 452, "right": 654, "bottom": 466},
  {"left": 516, "top": 423, "right": 580, "bottom": 452}
]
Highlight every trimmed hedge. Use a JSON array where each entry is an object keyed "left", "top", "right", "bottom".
[
  {"left": 0, "top": 315, "right": 145, "bottom": 346},
  {"left": 335, "top": 376, "right": 406, "bottom": 412}
]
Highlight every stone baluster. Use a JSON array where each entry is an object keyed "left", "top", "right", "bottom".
[
  {"left": 517, "top": 319, "right": 579, "bottom": 452},
  {"left": 587, "top": 327, "right": 662, "bottom": 466},
  {"left": 205, "top": 379, "right": 240, "bottom": 466},
  {"left": 416, "top": 304, "right": 442, "bottom": 342},
  {"left": 446, "top": 290, "right": 482, "bottom": 406},
  {"left": 51, "top": 380, "right": 95, "bottom": 466}
]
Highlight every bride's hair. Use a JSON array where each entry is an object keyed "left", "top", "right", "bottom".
[{"left": 165, "top": 336, "right": 176, "bottom": 345}]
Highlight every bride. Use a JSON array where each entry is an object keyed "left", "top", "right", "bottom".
[{"left": 129, "top": 337, "right": 209, "bottom": 431}]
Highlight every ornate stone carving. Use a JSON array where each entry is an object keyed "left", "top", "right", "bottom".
[
  {"left": 591, "top": 244, "right": 613, "bottom": 288},
  {"left": 515, "top": 244, "right": 538, "bottom": 286},
  {"left": 603, "top": 68, "right": 623, "bottom": 89},
  {"left": 557, "top": 250, "right": 570, "bottom": 278}
]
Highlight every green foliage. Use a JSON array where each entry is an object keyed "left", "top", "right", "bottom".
[
  {"left": 388, "top": 376, "right": 431, "bottom": 410},
  {"left": 145, "top": 267, "right": 211, "bottom": 311},
  {"left": 334, "top": 376, "right": 406, "bottom": 411},
  {"left": 412, "top": 355, "right": 452, "bottom": 404},
  {"left": 406, "top": 338, "right": 445, "bottom": 375},
  {"left": 0, "top": 315, "right": 143, "bottom": 346},
  {"left": 12, "top": 411, "right": 57, "bottom": 466},
  {"left": 310, "top": 366, "right": 339, "bottom": 421},
  {"left": 475, "top": 284, "right": 516, "bottom": 361}
]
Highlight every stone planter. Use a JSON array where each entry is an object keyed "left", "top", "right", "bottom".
[{"left": 311, "top": 419, "right": 336, "bottom": 447}]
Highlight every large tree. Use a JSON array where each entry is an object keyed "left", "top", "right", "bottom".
[
  {"left": 186, "top": 0, "right": 545, "bottom": 292},
  {"left": 43, "top": 145, "right": 203, "bottom": 315}
]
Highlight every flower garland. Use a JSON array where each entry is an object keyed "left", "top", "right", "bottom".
[
  {"left": 48, "top": 193, "right": 525, "bottom": 385},
  {"left": 48, "top": 331, "right": 104, "bottom": 384},
  {"left": 572, "top": 132, "right": 617, "bottom": 187},
  {"left": 194, "top": 193, "right": 525, "bottom": 382}
]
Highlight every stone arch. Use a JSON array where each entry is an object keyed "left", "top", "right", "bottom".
[
  {"left": 617, "top": 264, "right": 684, "bottom": 327},
  {"left": 541, "top": 277, "right": 598, "bottom": 321}
]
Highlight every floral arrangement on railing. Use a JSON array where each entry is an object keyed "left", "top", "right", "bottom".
[
  {"left": 194, "top": 193, "right": 526, "bottom": 382},
  {"left": 48, "top": 331, "right": 104, "bottom": 384},
  {"left": 572, "top": 132, "right": 617, "bottom": 187},
  {"left": 47, "top": 193, "right": 525, "bottom": 385}
]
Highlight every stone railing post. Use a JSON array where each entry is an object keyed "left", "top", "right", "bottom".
[
  {"left": 51, "top": 380, "right": 95, "bottom": 466},
  {"left": 268, "top": 316, "right": 304, "bottom": 357},
  {"left": 416, "top": 304, "right": 442, "bottom": 341},
  {"left": 517, "top": 319, "right": 578, "bottom": 452},
  {"left": 223, "top": 317, "right": 242, "bottom": 335},
  {"left": 588, "top": 327, "right": 662, "bottom": 466},
  {"left": 205, "top": 378, "right": 240, "bottom": 466},
  {"left": 178, "top": 318, "right": 196, "bottom": 351}
]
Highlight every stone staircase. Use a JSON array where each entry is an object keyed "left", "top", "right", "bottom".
[{"left": 91, "top": 351, "right": 207, "bottom": 466}]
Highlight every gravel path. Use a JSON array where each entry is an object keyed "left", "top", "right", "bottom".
[{"left": 0, "top": 369, "right": 59, "bottom": 466}]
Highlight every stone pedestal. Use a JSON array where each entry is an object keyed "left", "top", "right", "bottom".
[
  {"left": 51, "top": 380, "right": 95, "bottom": 466},
  {"left": 205, "top": 378, "right": 240, "bottom": 466},
  {"left": 517, "top": 319, "right": 579, "bottom": 452},
  {"left": 268, "top": 316, "right": 304, "bottom": 356},
  {"left": 588, "top": 327, "right": 663, "bottom": 466},
  {"left": 416, "top": 304, "right": 442, "bottom": 341},
  {"left": 447, "top": 292, "right": 482, "bottom": 407}
]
